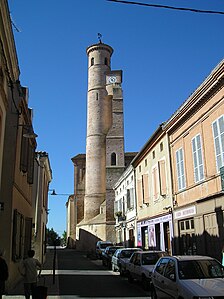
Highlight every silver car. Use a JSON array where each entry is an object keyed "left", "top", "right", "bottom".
[
  {"left": 111, "top": 247, "right": 142, "bottom": 274},
  {"left": 151, "top": 255, "right": 224, "bottom": 299}
]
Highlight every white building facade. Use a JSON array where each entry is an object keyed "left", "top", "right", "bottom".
[{"left": 114, "top": 165, "right": 137, "bottom": 247}]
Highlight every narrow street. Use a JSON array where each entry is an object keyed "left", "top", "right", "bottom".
[{"left": 8, "top": 248, "right": 151, "bottom": 299}]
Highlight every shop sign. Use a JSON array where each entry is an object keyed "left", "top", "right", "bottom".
[
  {"left": 138, "top": 214, "right": 172, "bottom": 227},
  {"left": 174, "top": 206, "right": 196, "bottom": 220}
]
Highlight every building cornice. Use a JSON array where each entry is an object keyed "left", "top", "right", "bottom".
[
  {"left": 131, "top": 125, "right": 165, "bottom": 166},
  {"left": 164, "top": 60, "right": 224, "bottom": 134}
]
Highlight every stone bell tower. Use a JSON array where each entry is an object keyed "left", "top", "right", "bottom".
[
  {"left": 75, "top": 40, "right": 125, "bottom": 248},
  {"left": 84, "top": 42, "right": 114, "bottom": 221}
]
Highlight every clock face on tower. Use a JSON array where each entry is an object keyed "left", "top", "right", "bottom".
[{"left": 108, "top": 76, "right": 117, "bottom": 84}]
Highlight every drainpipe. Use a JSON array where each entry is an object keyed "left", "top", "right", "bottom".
[{"left": 34, "top": 153, "right": 41, "bottom": 237}]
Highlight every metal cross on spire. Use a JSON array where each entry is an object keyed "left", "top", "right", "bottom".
[{"left": 97, "top": 33, "right": 102, "bottom": 43}]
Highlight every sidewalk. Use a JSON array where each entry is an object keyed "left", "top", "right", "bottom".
[{"left": 6, "top": 248, "right": 61, "bottom": 298}]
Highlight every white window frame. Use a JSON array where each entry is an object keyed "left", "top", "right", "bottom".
[
  {"left": 192, "top": 134, "right": 204, "bottom": 183},
  {"left": 176, "top": 147, "right": 186, "bottom": 191},
  {"left": 212, "top": 115, "right": 224, "bottom": 172}
]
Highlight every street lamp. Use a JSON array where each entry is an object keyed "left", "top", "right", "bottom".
[
  {"left": 17, "top": 124, "right": 38, "bottom": 138},
  {"left": 49, "top": 189, "right": 71, "bottom": 196}
]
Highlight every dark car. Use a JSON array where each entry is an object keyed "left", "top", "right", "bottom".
[
  {"left": 95, "top": 241, "right": 113, "bottom": 259},
  {"left": 102, "top": 246, "right": 123, "bottom": 268},
  {"left": 151, "top": 255, "right": 224, "bottom": 299}
]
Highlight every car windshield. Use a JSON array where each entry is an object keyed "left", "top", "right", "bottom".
[
  {"left": 100, "top": 243, "right": 112, "bottom": 249},
  {"left": 120, "top": 250, "right": 137, "bottom": 258},
  {"left": 142, "top": 253, "right": 162, "bottom": 265},
  {"left": 178, "top": 259, "right": 224, "bottom": 279},
  {"left": 109, "top": 248, "right": 119, "bottom": 254}
]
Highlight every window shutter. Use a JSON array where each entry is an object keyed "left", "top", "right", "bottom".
[
  {"left": 152, "top": 167, "right": 159, "bottom": 199},
  {"left": 212, "top": 118, "right": 224, "bottom": 171},
  {"left": 176, "top": 148, "right": 186, "bottom": 190},
  {"left": 143, "top": 174, "right": 150, "bottom": 203},
  {"left": 159, "top": 160, "right": 167, "bottom": 195},
  {"left": 20, "top": 127, "right": 29, "bottom": 173},
  {"left": 27, "top": 144, "right": 35, "bottom": 184},
  {"left": 127, "top": 189, "right": 130, "bottom": 209},
  {"left": 137, "top": 179, "right": 143, "bottom": 206},
  {"left": 114, "top": 201, "right": 119, "bottom": 213},
  {"left": 0, "top": 111, "right": 2, "bottom": 142},
  {"left": 192, "top": 135, "right": 204, "bottom": 183},
  {"left": 130, "top": 188, "right": 134, "bottom": 208}
]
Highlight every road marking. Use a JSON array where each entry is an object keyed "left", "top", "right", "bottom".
[
  {"left": 5, "top": 296, "right": 149, "bottom": 299},
  {"left": 41, "top": 269, "right": 120, "bottom": 275}
]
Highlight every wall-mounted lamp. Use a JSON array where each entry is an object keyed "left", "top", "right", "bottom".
[
  {"left": 163, "top": 205, "right": 172, "bottom": 213},
  {"left": 18, "top": 124, "right": 38, "bottom": 139}
]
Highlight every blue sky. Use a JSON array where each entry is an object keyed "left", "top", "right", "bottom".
[{"left": 8, "top": 0, "right": 224, "bottom": 236}]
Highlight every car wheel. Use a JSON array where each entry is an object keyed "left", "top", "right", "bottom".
[
  {"left": 151, "top": 286, "right": 157, "bottom": 299},
  {"left": 142, "top": 276, "right": 149, "bottom": 291},
  {"left": 120, "top": 268, "right": 124, "bottom": 276},
  {"left": 128, "top": 272, "right": 133, "bottom": 283}
]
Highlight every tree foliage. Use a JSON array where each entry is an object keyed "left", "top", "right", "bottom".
[
  {"left": 46, "top": 228, "right": 61, "bottom": 246},
  {"left": 61, "top": 230, "right": 67, "bottom": 246}
]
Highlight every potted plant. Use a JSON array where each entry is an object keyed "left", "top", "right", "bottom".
[{"left": 115, "top": 211, "right": 122, "bottom": 217}]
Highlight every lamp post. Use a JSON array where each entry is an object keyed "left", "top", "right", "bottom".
[{"left": 48, "top": 189, "right": 72, "bottom": 284}]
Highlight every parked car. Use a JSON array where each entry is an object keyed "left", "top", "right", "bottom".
[
  {"left": 111, "top": 247, "right": 142, "bottom": 275},
  {"left": 95, "top": 241, "right": 113, "bottom": 259},
  {"left": 102, "top": 246, "right": 123, "bottom": 268},
  {"left": 126, "top": 250, "right": 168, "bottom": 290},
  {"left": 151, "top": 255, "right": 224, "bottom": 299}
]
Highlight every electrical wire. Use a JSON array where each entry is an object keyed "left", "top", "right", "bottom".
[{"left": 106, "top": 0, "right": 224, "bottom": 15}]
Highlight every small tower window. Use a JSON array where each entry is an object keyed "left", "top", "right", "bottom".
[
  {"left": 91, "top": 57, "right": 94, "bottom": 66},
  {"left": 160, "top": 142, "right": 163, "bottom": 152},
  {"left": 111, "top": 152, "right": 117, "bottom": 166},
  {"left": 152, "top": 150, "right": 155, "bottom": 159},
  {"left": 105, "top": 57, "right": 108, "bottom": 66}
]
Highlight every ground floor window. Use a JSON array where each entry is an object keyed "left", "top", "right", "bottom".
[{"left": 179, "top": 218, "right": 197, "bottom": 255}]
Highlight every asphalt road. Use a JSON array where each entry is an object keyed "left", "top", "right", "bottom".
[
  {"left": 49, "top": 248, "right": 150, "bottom": 298},
  {"left": 8, "top": 248, "right": 151, "bottom": 299}
]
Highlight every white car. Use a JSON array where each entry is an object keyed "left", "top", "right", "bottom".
[
  {"left": 126, "top": 250, "right": 168, "bottom": 290},
  {"left": 111, "top": 248, "right": 142, "bottom": 275},
  {"left": 151, "top": 255, "right": 224, "bottom": 299}
]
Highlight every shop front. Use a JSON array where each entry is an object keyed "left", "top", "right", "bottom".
[{"left": 137, "top": 214, "right": 173, "bottom": 254}]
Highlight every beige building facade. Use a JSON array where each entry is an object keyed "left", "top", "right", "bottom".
[
  {"left": 32, "top": 151, "right": 52, "bottom": 264},
  {"left": 0, "top": 1, "right": 51, "bottom": 290},
  {"left": 164, "top": 60, "right": 224, "bottom": 262},
  {"left": 66, "top": 194, "right": 76, "bottom": 248},
  {"left": 132, "top": 126, "right": 173, "bottom": 253}
]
